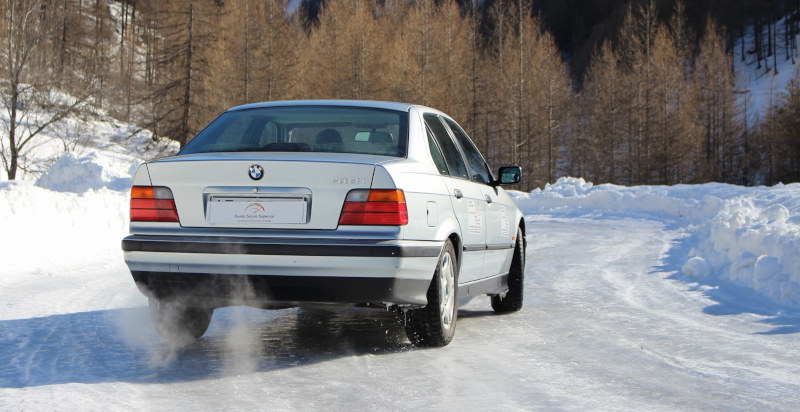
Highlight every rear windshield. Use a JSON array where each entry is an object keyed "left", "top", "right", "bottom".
[{"left": 180, "top": 106, "right": 408, "bottom": 157}]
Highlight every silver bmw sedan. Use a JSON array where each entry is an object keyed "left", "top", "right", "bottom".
[{"left": 122, "top": 100, "right": 525, "bottom": 347}]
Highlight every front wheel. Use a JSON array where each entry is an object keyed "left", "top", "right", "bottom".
[
  {"left": 149, "top": 299, "right": 213, "bottom": 344},
  {"left": 405, "top": 239, "right": 458, "bottom": 347},
  {"left": 491, "top": 227, "right": 525, "bottom": 313}
]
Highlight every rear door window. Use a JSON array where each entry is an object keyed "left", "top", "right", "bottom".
[
  {"left": 443, "top": 118, "right": 492, "bottom": 184},
  {"left": 423, "top": 113, "right": 469, "bottom": 180},
  {"left": 427, "top": 127, "right": 450, "bottom": 175}
]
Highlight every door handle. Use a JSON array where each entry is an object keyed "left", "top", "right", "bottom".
[
  {"left": 485, "top": 195, "right": 493, "bottom": 204},
  {"left": 454, "top": 189, "right": 463, "bottom": 199}
]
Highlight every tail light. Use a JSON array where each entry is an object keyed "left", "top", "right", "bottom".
[
  {"left": 339, "top": 189, "right": 408, "bottom": 226},
  {"left": 130, "top": 186, "right": 179, "bottom": 222}
]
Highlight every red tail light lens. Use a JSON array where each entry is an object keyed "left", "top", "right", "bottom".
[
  {"left": 130, "top": 186, "right": 179, "bottom": 222},
  {"left": 339, "top": 189, "right": 408, "bottom": 226}
]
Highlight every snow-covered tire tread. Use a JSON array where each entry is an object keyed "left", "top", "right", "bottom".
[
  {"left": 149, "top": 299, "right": 213, "bottom": 344},
  {"left": 491, "top": 227, "right": 525, "bottom": 313},
  {"left": 405, "top": 240, "right": 458, "bottom": 347}
]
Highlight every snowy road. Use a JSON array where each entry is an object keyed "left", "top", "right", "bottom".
[{"left": 2, "top": 216, "right": 800, "bottom": 410}]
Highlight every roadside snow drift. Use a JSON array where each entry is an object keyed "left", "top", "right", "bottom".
[
  {"left": 0, "top": 108, "right": 176, "bottom": 290},
  {"left": 0, "top": 182, "right": 129, "bottom": 275},
  {"left": 35, "top": 152, "right": 140, "bottom": 193},
  {"left": 512, "top": 177, "right": 800, "bottom": 306}
]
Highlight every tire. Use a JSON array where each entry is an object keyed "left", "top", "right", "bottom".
[
  {"left": 149, "top": 299, "right": 213, "bottom": 344},
  {"left": 405, "top": 239, "right": 458, "bottom": 347},
  {"left": 491, "top": 227, "right": 525, "bottom": 313}
]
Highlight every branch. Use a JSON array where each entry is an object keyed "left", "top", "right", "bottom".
[{"left": 17, "top": 95, "right": 90, "bottom": 152}]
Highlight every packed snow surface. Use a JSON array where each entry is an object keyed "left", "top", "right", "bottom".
[{"left": 3, "top": 170, "right": 800, "bottom": 409}]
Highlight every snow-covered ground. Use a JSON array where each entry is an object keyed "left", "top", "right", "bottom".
[
  {"left": 2, "top": 181, "right": 800, "bottom": 409},
  {"left": 2, "top": 139, "right": 800, "bottom": 408}
]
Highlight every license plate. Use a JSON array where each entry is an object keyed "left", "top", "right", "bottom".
[{"left": 206, "top": 197, "right": 308, "bottom": 224}]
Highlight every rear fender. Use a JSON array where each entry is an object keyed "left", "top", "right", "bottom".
[{"left": 132, "top": 163, "right": 153, "bottom": 186}]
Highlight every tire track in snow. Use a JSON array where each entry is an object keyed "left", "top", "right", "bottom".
[{"left": 521, "top": 217, "right": 800, "bottom": 410}]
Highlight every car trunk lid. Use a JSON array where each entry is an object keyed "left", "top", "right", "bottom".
[{"left": 144, "top": 153, "right": 385, "bottom": 230}]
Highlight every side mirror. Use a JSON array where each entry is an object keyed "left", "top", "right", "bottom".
[{"left": 492, "top": 166, "right": 521, "bottom": 187}]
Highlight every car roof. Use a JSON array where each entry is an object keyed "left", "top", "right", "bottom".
[{"left": 227, "top": 100, "right": 425, "bottom": 113}]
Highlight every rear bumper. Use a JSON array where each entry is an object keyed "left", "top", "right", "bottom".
[
  {"left": 121, "top": 235, "right": 441, "bottom": 257},
  {"left": 122, "top": 235, "right": 443, "bottom": 307},
  {"left": 130, "top": 272, "right": 432, "bottom": 308}
]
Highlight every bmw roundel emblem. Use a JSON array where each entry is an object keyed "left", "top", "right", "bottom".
[{"left": 248, "top": 164, "right": 263, "bottom": 180}]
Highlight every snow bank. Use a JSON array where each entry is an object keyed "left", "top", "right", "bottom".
[
  {"left": 0, "top": 101, "right": 177, "bottom": 274},
  {"left": 0, "top": 181, "right": 129, "bottom": 274},
  {"left": 35, "top": 152, "right": 139, "bottom": 193},
  {"left": 514, "top": 177, "right": 800, "bottom": 306}
]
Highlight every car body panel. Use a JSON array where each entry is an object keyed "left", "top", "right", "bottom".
[{"left": 440, "top": 175, "right": 487, "bottom": 283}]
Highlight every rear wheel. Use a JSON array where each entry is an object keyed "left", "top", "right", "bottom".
[
  {"left": 405, "top": 240, "right": 458, "bottom": 347},
  {"left": 491, "top": 227, "right": 525, "bottom": 313},
  {"left": 149, "top": 299, "right": 213, "bottom": 344}
]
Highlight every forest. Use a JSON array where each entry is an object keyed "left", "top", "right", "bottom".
[{"left": 2, "top": 0, "right": 800, "bottom": 190}]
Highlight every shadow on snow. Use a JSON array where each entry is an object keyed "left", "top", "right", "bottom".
[
  {"left": 0, "top": 306, "right": 413, "bottom": 388},
  {"left": 653, "top": 229, "right": 800, "bottom": 336},
  {"left": 0, "top": 305, "right": 500, "bottom": 388}
]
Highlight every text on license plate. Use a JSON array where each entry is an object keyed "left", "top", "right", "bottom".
[{"left": 206, "top": 197, "right": 308, "bottom": 224}]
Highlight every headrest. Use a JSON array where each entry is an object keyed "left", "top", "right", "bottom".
[
  {"left": 368, "top": 132, "right": 393, "bottom": 143},
  {"left": 315, "top": 129, "right": 343, "bottom": 144}
]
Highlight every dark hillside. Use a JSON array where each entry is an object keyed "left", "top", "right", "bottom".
[
  {"left": 532, "top": 0, "right": 798, "bottom": 80},
  {"left": 300, "top": 0, "right": 800, "bottom": 81}
]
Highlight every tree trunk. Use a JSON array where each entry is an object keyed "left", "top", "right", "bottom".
[
  {"left": 180, "top": 3, "right": 194, "bottom": 147},
  {"left": 8, "top": 84, "right": 20, "bottom": 180},
  {"left": 244, "top": 0, "right": 249, "bottom": 103}
]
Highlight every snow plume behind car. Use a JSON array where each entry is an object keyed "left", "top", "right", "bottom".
[
  {"left": 109, "top": 276, "right": 273, "bottom": 370},
  {"left": 511, "top": 177, "right": 800, "bottom": 306}
]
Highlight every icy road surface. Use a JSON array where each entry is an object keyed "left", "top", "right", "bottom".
[{"left": 2, "top": 217, "right": 800, "bottom": 410}]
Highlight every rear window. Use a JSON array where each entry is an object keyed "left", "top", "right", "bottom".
[{"left": 180, "top": 106, "right": 408, "bottom": 157}]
